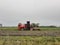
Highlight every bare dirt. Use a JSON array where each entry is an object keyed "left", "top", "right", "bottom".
[{"left": 0, "top": 30, "right": 60, "bottom": 36}]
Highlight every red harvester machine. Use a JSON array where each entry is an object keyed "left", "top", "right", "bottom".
[
  {"left": 18, "top": 21, "right": 31, "bottom": 31},
  {"left": 18, "top": 21, "right": 40, "bottom": 31}
]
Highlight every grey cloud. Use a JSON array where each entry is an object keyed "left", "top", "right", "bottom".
[{"left": 0, "top": 0, "right": 60, "bottom": 26}]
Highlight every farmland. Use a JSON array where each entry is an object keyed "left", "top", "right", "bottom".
[
  {"left": 0, "top": 27, "right": 60, "bottom": 31},
  {"left": 0, "top": 27, "right": 60, "bottom": 45},
  {"left": 0, "top": 36, "right": 60, "bottom": 45},
  {"left": 0, "top": 27, "right": 60, "bottom": 36}
]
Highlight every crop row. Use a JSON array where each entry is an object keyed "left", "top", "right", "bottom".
[{"left": 0, "top": 36, "right": 60, "bottom": 45}]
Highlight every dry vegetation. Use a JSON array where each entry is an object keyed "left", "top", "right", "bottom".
[
  {"left": 0, "top": 27, "right": 60, "bottom": 45},
  {"left": 0, "top": 36, "right": 60, "bottom": 45}
]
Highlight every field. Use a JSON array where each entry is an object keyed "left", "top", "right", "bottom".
[
  {"left": 0, "top": 27, "right": 60, "bottom": 45},
  {"left": 0, "top": 27, "right": 60, "bottom": 31},
  {"left": 0, "top": 36, "right": 60, "bottom": 45}
]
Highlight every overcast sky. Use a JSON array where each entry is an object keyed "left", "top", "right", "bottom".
[{"left": 0, "top": 0, "right": 60, "bottom": 26}]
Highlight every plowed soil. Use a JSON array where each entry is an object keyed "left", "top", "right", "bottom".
[{"left": 0, "top": 30, "right": 60, "bottom": 36}]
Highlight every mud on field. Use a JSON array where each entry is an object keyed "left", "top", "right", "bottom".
[{"left": 0, "top": 30, "right": 60, "bottom": 36}]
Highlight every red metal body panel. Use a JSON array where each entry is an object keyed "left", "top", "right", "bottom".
[{"left": 18, "top": 23, "right": 25, "bottom": 30}]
